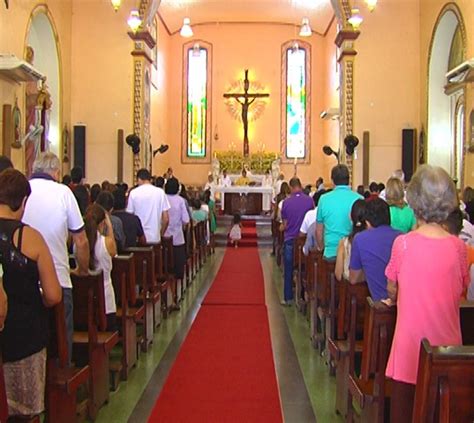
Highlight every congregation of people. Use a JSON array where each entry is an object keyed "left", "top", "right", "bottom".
[
  {"left": 0, "top": 154, "right": 217, "bottom": 421},
  {"left": 273, "top": 163, "right": 474, "bottom": 421},
  {"left": 0, "top": 149, "right": 473, "bottom": 421}
]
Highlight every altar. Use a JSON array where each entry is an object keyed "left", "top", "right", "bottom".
[{"left": 216, "top": 186, "right": 273, "bottom": 215}]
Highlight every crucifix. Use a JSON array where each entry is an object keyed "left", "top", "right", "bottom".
[{"left": 223, "top": 69, "right": 269, "bottom": 157}]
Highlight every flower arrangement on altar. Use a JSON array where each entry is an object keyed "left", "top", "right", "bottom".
[{"left": 214, "top": 150, "right": 279, "bottom": 174}]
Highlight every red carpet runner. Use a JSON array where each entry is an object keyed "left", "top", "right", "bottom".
[
  {"left": 148, "top": 233, "right": 283, "bottom": 422},
  {"left": 227, "top": 219, "right": 258, "bottom": 247}
]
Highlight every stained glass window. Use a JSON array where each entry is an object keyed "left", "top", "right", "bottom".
[
  {"left": 285, "top": 48, "right": 307, "bottom": 159},
  {"left": 186, "top": 48, "right": 208, "bottom": 158}
]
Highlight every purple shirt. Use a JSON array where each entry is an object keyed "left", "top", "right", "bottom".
[
  {"left": 350, "top": 225, "right": 401, "bottom": 300},
  {"left": 281, "top": 191, "right": 314, "bottom": 242},
  {"left": 164, "top": 195, "right": 190, "bottom": 246}
]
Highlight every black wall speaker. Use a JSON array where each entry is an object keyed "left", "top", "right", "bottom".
[
  {"left": 402, "top": 129, "right": 417, "bottom": 183},
  {"left": 73, "top": 125, "right": 86, "bottom": 176}
]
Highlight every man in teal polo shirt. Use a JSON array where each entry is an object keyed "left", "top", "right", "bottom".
[{"left": 316, "top": 165, "right": 362, "bottom": 259}]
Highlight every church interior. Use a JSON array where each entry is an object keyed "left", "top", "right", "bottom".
[{"left": 0, "top": 0, "right": 474, "bottom": 422}]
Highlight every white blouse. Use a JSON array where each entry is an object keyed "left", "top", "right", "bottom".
[{"left": 94, "top": 234, "right": 116, "bottom": 314}]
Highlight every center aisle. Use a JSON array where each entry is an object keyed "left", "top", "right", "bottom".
[{"left": 148, "top": 238, "right": 283, "bottom": 422}]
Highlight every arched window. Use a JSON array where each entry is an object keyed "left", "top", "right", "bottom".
[
  {"left": 281, "top": 40, "right": 311, "bottom": 163},
  {"left": 182, "top": 41, "right": 212, "bottom": 163}
]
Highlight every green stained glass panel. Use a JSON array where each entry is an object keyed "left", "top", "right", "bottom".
[
  {"left": 187, "top": 48, "right": 207, "bottom": 158},
  {"left": 286, "top": 48, "right": 306, "bottom": 159}
]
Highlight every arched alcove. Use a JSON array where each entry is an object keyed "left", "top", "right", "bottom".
[
  {"left": 427, "top": 6, "right": 466, "bottom": 184},
  {"left": 25, "top": 9, "right": 61, "bottom": 158}
]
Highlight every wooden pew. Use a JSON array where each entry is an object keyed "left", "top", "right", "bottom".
[
  {"left": 147, "top": 243, "right": 171, "bottom": 320},
  {"left": 412, "top": 338, "right": 474, "bottom": 422},
  {"left": 0, "top": 354, "right": 7, "bottom": 423},
  {"left": 112, "top": 254, "right": 145, "bottom": 381},
  {"left": 312, "top": 256, "right": 335, "bottom": 351},
  {"left": 126, "top": 246, "right": 156, "bottom": 351},
  {"left": 460, "top": 300, "right": 474, "bottom": 345},
  {"left": 327, "top": 280, "right": 369, "bottom": 416},
  {"left": 189, "top": 220, "right": 199, "bottom": 278},
  {"left": 162, "top": 236, "right": 180, "bottom": 305},
  {"left": 71, "top": 272, "right": 119, "bottom": 420},
  {"left": 295, "top": 235, "right": 307, "bottom": 313},
  {"left": 46, "top": 299, "right": 90, "bottom": 423},
  {"left": 183, "top": 222, "right": 194, "bottom": 286},
  {"left": 347, "top": 298, "right": 397, "bottom": 423},
  {"left": 302, "top": 250, "right": 317, "bottom": 322},
  {"left": 309, "top": 251, "right": 321, "bottom": 346}
]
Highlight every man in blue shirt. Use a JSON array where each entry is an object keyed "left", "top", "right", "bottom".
[
  {"left": 349, "top": 198, "right": 401, "bottom": 300},
  {"left": 281, "top": 177, "right": 314, "bottom": 305},
  {"left": 316, "top": 165, "right": 362, "bottom": 260}
]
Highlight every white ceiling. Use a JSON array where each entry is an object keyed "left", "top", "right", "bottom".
[{"left": 158, "top": 0, "right": 335, "bottom": 36}]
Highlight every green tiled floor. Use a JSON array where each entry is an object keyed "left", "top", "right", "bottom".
[{"left": 266, "top": 252, "right": 342, "bottom": 423}]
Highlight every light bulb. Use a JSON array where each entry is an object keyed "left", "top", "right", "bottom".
[
  {"left": 299, "top": 18, "right": 312, "bottom": 37},
  {"left": 127, "top": 10, "right": 142, "bottom": 33},
  {"left": 348, "top": 8, "right": 363, "bottom": 30},
  {"left": 180, "top": 17, "right": 193, "bottom": 38},
  {"left": 365, "top": 0, "right": 377, "bottom": 12},
  {"left": 111, "top": 0, "right": 121, "bottom": 12}
]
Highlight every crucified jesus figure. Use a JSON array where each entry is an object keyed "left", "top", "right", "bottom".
[{"left": 223, "top": 69, "right": 269, "bottom": 157}]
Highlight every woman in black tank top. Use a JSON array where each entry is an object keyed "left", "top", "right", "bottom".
[{"left": 0, "top": 169, "right": 62, "bottom": 418}]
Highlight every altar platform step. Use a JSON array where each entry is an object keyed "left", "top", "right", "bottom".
[{"left": 214, "top": 215, "right": 272, "bottom": 248}]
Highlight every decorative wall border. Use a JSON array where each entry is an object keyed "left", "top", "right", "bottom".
[
  {"left": 280, "top": 39, "right": 312, "bottom": 165},
  {"left": 425, "top": 2, "right": 467, "bottom": 175},
  {"left": 181, "top": 39, "right": 213, "bottom": 164}
]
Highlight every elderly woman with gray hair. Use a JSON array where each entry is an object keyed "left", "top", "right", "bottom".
[{"left": 384, "top": 165, "right": 469, "bottom": 422}]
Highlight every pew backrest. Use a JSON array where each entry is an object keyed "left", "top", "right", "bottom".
[
  {"left": 112, "top": 254, "right": 137, "bottom": 306},
  {"left": 412, "top": 338, "right": 474, "bottom": 423},
  {"left": 71, "top": 272, "right": 106, "bottom": 335},
  {"left": 460, "top": 300, "right": 474, "bottom": 345},
  {"left": 126, "top": 247, "right": 155, "bottom": 294},
  {"left": 360, "top": 297, "right": 397, "bottom": 381}
]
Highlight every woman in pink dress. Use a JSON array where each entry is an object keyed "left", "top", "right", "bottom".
[{"left": 385, "top": 165, "right": 469, "bottom": 422}]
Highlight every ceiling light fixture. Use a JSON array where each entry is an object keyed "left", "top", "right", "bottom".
[
  {"left": 365, "top": 0, "right": 377, "bottom": 12},
  {"left": 180, "top": 17, "right": 193, "bottom": 38},
  {"left": 110, "top": 0, "right": 121, "bottom": 12},
  {"left": 348, "top": 8, "right": 363, "bottom": 30},
  {"left": 299, "top": 18, "right": 312, "bottom": 37},
  {"left": 127, "top": 10, "right": 142, "bottom": 33}
]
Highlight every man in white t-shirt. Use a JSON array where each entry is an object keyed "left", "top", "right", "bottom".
[
  {"left": 299, "top": 206, "right": 317, "bottom": 235},
  {"left": 127, "top": 168, "right": 170, "bottom": 243},
  {"left": 23, "top": 152, "right": 89, "bottom": 362}
]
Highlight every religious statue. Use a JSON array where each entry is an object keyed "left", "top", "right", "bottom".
[
  {"left": 223, "top": 70, "right": 269, "bottom": 157},
  {"left": 24, "top": 46, "right": 52, "bottom": 177},
  {"left": 11, "top": 98, "right": 21, "bottom": 148}
]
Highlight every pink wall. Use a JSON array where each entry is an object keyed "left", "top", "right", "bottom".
[
  {"left": 155, "top": 21, "right": 337, "bottom": 186},
  {"left": 352, "top": 0, "right": 421, "bottom": 186}
]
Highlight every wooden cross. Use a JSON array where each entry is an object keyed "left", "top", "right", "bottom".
[{"left": 223, "top": 69, "right": 269, "bottom": 157}]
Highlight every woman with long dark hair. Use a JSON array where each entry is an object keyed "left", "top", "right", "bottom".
[
  {"left": 335, "top": 199, "right": 367, "bottom": 281},
  {"left": 83, "top": 203, "right": 117, "bottom": 330}
]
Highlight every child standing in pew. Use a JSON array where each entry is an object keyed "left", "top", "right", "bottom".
[
  {"left": 229, "top": 213, "right": 242, "bottom": 248},
  {"left": 84, "top": 204, "right": 118, "bottom": 331}
]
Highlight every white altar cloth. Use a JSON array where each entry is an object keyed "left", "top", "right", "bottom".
[{"left": 216, "top": 186, "right": 273, "bottom": 212}]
